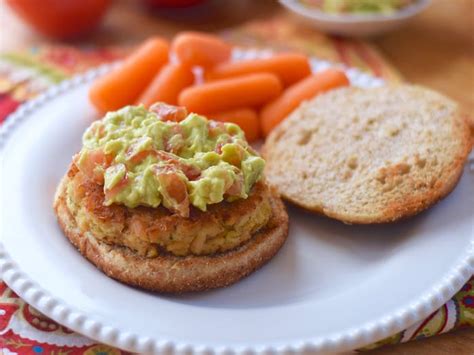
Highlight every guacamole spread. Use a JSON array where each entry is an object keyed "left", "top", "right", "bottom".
[
  {"left": 75, "top": 104, "right": 265, "bottom": 217},
  {"left": 318, "top": 0, "right": 414, "bottom": 14}
]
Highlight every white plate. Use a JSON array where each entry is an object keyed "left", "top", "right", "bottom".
[
  {"left": 0, "top": 52, "right": 473, "bottom": 354},
  {"left": 280, "top": 0, "right": 431, "bottom": 37}
]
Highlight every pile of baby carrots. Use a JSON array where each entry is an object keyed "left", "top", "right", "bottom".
[{"left": 89, "top": 32, "right": 350, "bottom": 142}]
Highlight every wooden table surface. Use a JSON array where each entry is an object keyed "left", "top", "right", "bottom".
[{"left": 1, "top": 0, "right": 473, "bottom": 353}]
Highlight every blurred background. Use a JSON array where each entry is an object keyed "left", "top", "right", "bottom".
[{"left": 1, "top": 0, "right": 472, "bottom": 116}]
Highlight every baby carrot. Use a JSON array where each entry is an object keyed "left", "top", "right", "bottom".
[
  {"left": 136, "top": 63, "right": 195, "bottom": 107},
  {"left": 172, "top": 31, "right": 232, "bottom": 68},
  {"left": 89, "top": 37, "right": 169, "bottom": 113},
  {"left": 206, "top": 53, "right": 311, "bottom": 87},
  {"left": 210, "top": 108, "right": 261, "bottom": 142},
  {"left": 178, "top": 73, "right": 282, "bottom": 113},
  {"left": 260, "top": 69, "right": 350, "bottom": 137}
]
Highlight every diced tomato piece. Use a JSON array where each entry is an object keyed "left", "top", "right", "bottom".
[
  {"left": 76, "top": 149, "right": 113, "bottom": 184},
  {"left": 165, "top": 175, "right": 187, "bottom": 203},
  {"left": 154, "top": 169, "right": 190, "bottom": 217},
  {"left": 149, "top": 102, "right": 188, "bottom": 122},
  {"left": 104, "top": 174, "right": 129, "bottom": 200},
  {"left": 128, "top": 149, "right": 154, "bottom": 164},
  {"left": 226, "top": 176, "right": 243, "bottom": 197},
  {"left": 155, "top": 150, "right": 177, "bottom": 162},
  {"left": 181, "top": 164, "right": 201, "bottom": 180},
  {"left": 89, "top": 149, "right": 114, "bottom": 168},
  {"left": 156, "top": 151, "right": 189, "bottom": 169},
  {"left": 152, "top": 151, "right": 201, "bottom": 181}
]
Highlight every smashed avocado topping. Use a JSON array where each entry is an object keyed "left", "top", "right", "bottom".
[
  {"left": 75, "top": 104, "right": 265, "bottom": 217},
  {"left": 313, "top": 0, "right": 415, "bottom": 14}
]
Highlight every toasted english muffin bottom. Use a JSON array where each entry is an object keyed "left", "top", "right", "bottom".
[{"left": 263, "top": 85, "right": 471, "bottom": 224}]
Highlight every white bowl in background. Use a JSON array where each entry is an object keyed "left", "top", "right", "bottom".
[{"left": 280, "top": 0, "right": 431, "bottom": 37}]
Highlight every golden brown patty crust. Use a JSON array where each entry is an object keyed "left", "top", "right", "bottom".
[
  {"left": 54, "top": 172, "right": 289, "bottom": 293},
  {"left": 65, "top": 163, "right": 273, "bottom": 257}
]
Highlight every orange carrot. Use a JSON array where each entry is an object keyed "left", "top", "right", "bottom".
[
  {"left": 210, "top": 108, "right": 261, "bottom": 142},
  {"left": 260, "top": 69, "right": 350, "bottom": 137},
  {"left": 172, "top": 31, "right": 232, "bottom": 68},
  {"left": 89, "top": 37, "right": 169, "bottom": 113},
  {"left": 136, "top": 63, "right": 195, "bottom": 107},
  {"left": 178, "top": 73, "right": 282, "bottom": 113},
  {"left": 206, "top": 53, "right": 311, "bottom": 87}
]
